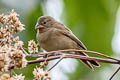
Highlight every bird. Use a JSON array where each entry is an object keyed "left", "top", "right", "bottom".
[{"left": 35, "top": 16, "right": 100, "bottom": 70}]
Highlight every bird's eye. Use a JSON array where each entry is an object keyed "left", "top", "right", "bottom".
[{"left": 43, "top": 22, "right": 46, "bottom": 24}]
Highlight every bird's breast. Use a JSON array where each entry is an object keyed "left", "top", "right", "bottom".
[{"left": 37, "top": 29, "right": 78, "bottom": 51}]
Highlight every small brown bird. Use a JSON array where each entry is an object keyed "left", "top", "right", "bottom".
[{"left": 35, "top": 16, "right": 100, "bottom": 70}]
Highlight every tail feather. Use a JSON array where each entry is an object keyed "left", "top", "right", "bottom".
[
  {"left": 88, "top": 60, "right": 100, "bottom": 67},
  {"left": 80, "top": 59, "right": 94, "bottom": 70},
  {"left": 77, "top": 52, "right": 100, "bottom": 70}
]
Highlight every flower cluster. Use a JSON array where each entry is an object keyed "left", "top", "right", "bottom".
[
  {"left": 0, "top": 46, "right": 10, "bottom": 74},
  {"left": 28, "top": 40, "right": 38, "bottom": 54},
  {"left": 33, "top": 67, "right": 51, "bottom": 80},
  {"left": 0, "top": 9, "right": 25, "bottom": 33},
  {"left": 0, "top": 10, "right": 51, "bottom": 80},
  {"left": 0, "top": 73, "right": 25, "bottom": 80},
  {"left": 0, "top": 10, "right": 27, "bottom": 75},
  {"left": 10, "top": 49, "right": 27, "bottom": 68}
]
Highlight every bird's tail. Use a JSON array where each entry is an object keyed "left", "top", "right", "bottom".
[{"left": 77, "top": 52, "right": 100, "bottom": 70}]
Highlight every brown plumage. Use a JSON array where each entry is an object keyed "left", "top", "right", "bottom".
[{"left": 35, "top": 16, "right": 100, "bottom": 70}]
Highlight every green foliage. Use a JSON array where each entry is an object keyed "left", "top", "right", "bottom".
[
  {"left": 63, "top": 0, "right": 119, "bottom": 80},
  {"left": 26, "top": 2, "right": 43, "bottom": 41}
]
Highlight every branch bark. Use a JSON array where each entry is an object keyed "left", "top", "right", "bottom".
[
  {"left": 28, "top": 54, "right": 120, "bottom": 65},
  {"left": 27, "top": 49, "right": 120, "bottom": 61}
]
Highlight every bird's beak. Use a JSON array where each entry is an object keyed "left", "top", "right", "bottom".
[
  {"left": 35, "top": 23, "right": 43, "bottom": 29},
  {"left": 35, "top": 23, "right": 39, "bottom": 29}
]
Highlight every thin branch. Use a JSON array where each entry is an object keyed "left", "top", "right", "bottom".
[
  {"left": 9, "top": 49, "right": 120, "bottom": 80},
  {"left": 27, "top": 49, "right": 119, "bottom": 61},
  {"left": 9, "top": 50, "right": 120, "bottom": 70},
  {"left": 22, "top": 48, "right": 29, "bottom": 55},
  {"left": 27, "top": 54, "right": 120, "bottom": 65},
  {"left": 47, "top": 55, "right": 64, "bottom": 72},
  {"left": 109, "top": 66, "right": 120, "bottom": 80}
]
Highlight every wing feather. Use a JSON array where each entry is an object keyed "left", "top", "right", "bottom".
[{"left": 56, "top": 24, "right": 87, "bottom": 50}]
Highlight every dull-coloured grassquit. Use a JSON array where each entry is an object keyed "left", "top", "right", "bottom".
[{"left": 35, "top": 16, "right": 100, "bottom": 70}]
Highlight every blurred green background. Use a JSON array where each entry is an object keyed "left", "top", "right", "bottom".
[{"left": 0, "top": 0, "right": 120, "bottom": 80}]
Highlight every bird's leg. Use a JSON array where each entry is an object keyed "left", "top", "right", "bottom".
[
  {"left": 43, "top": 53, "right": 48, "bottom": 58},
  {"left": 42, "top": 53, "right": 49, "bottom": 66}
]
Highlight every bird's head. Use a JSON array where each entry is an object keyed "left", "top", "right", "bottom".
[{"left": 35, "top": 16, "right": 56, "bottom": 30}]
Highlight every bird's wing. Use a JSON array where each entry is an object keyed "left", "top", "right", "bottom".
[
  {"left": 56, "top": 24, "right": 100, "bottom": 69},
  {"left": 57, "top": 24, "right": 87, "bottom": 50}
]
